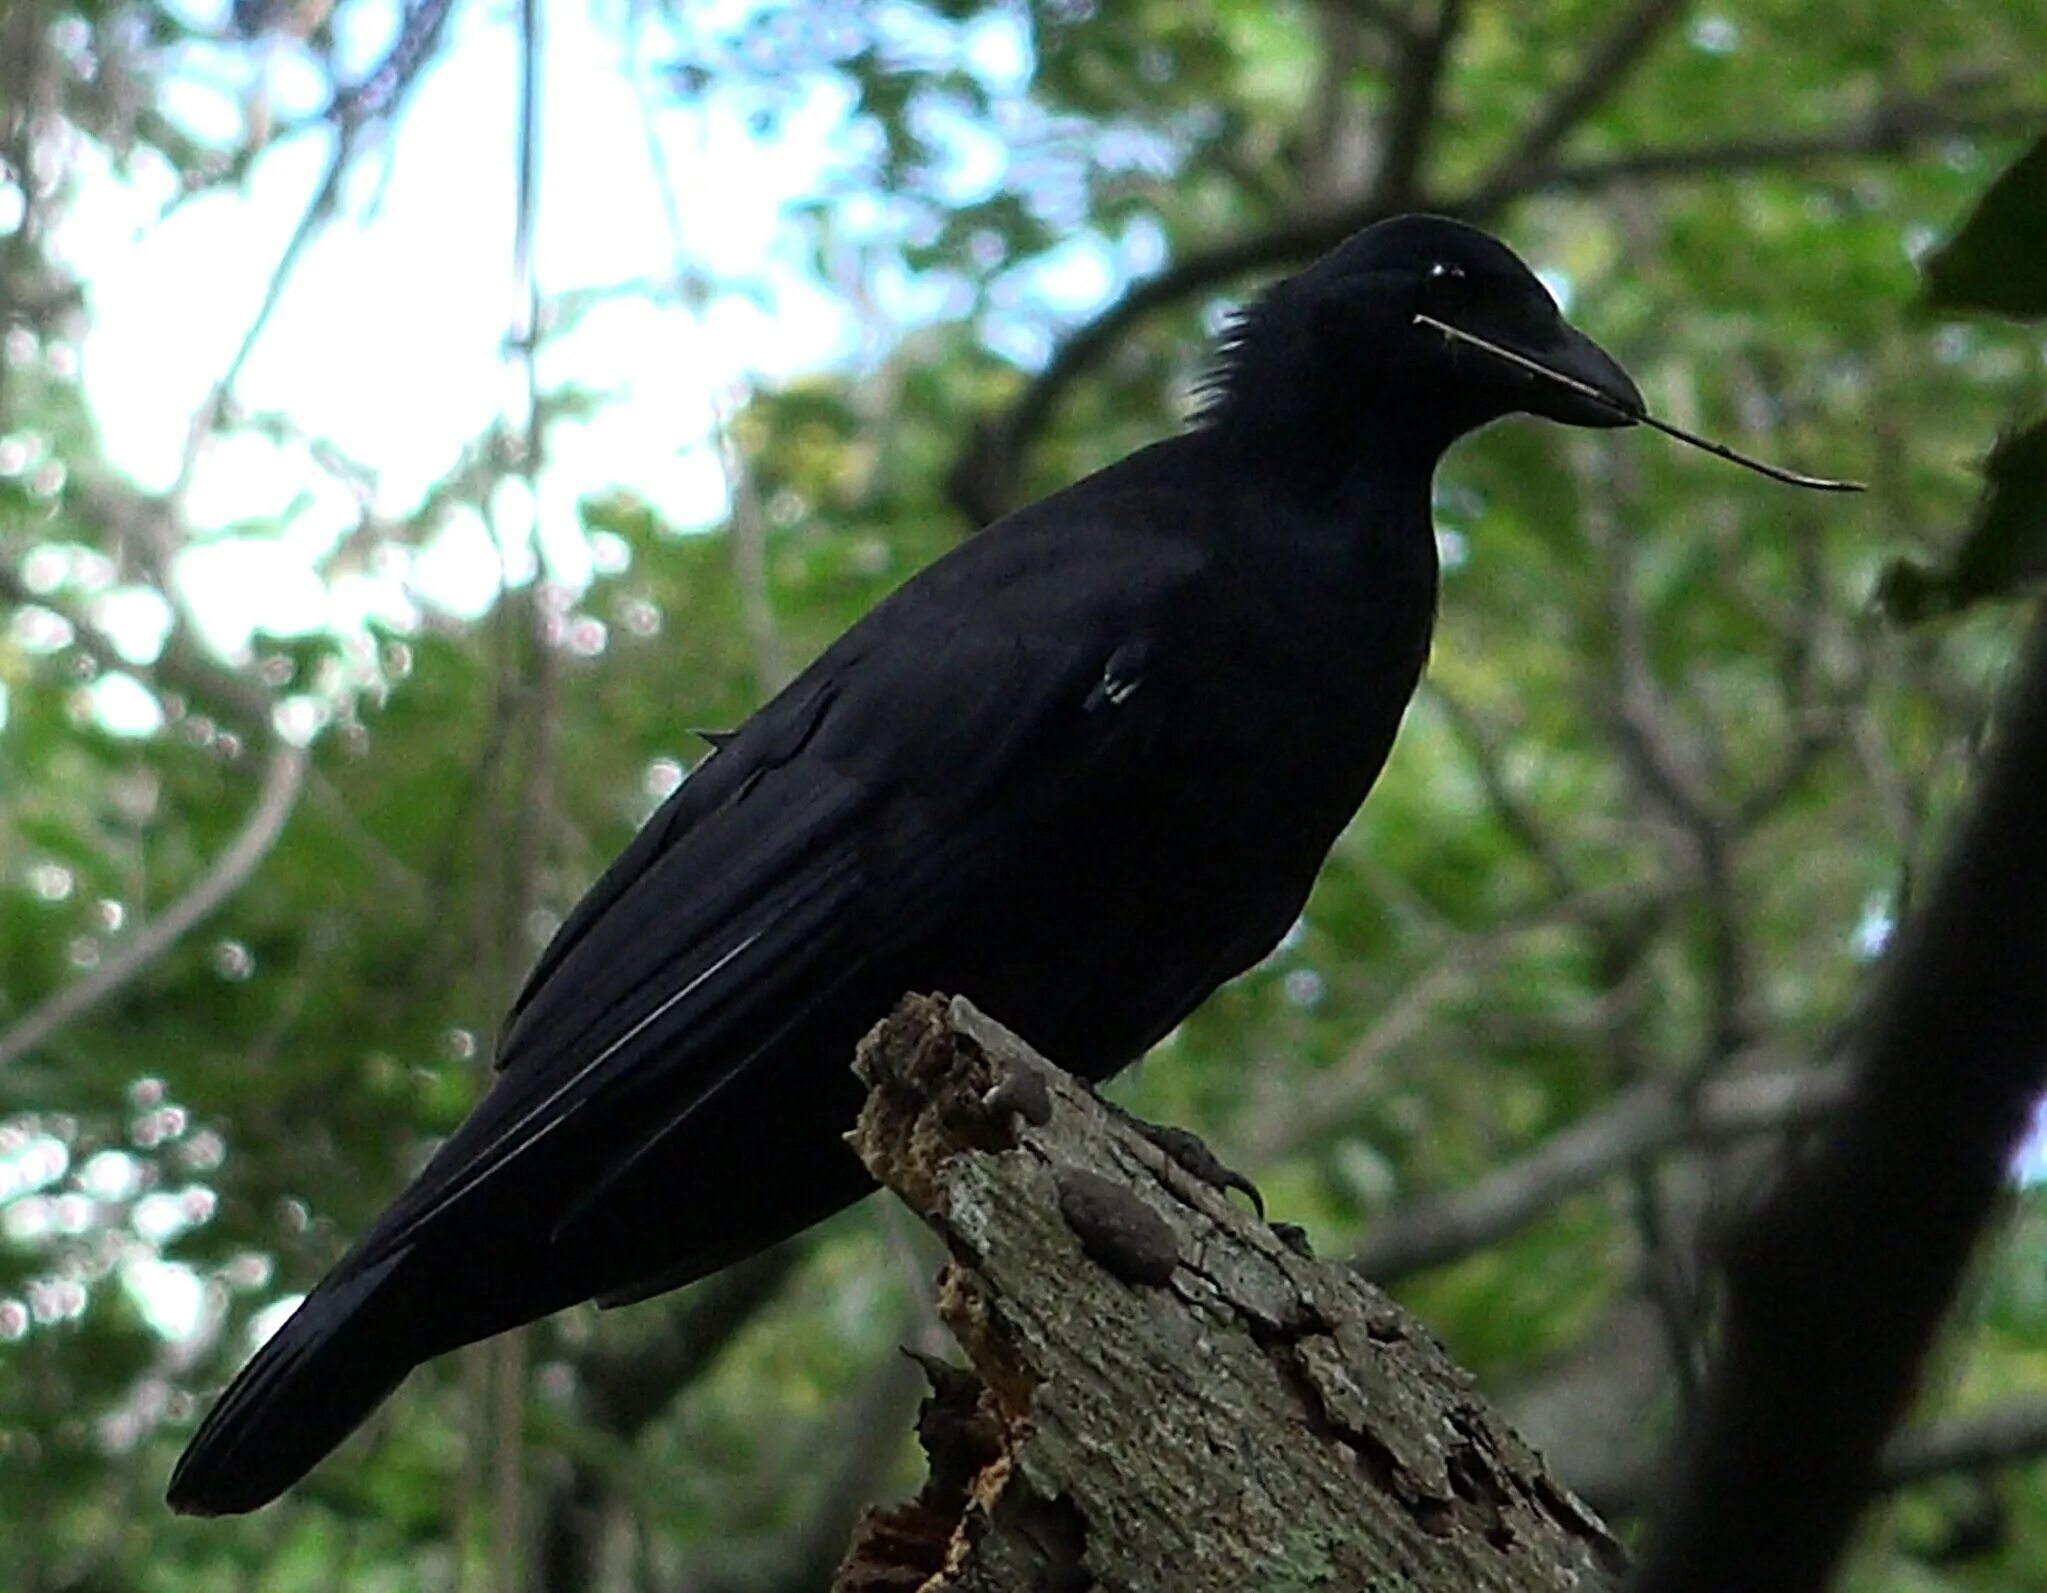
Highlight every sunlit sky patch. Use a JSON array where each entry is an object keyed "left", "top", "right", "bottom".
[
  {"left": 65, "top": 0, "right": 872, "bottom": 648},
  {"left": 49, "top": 0, "right": 1146, "bottom": 679}
]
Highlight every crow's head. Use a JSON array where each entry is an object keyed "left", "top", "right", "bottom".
[{"left": 1205, "top": 214, "right": 1643, "bottom": 455}]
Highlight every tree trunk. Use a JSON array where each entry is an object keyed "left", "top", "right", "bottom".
[{"left": 832, "top": 993, "right": 1627, "bottom": 1593}]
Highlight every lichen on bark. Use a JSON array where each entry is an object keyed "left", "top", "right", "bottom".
[{"left": 833, "top": 993, "right": 1627, "bottom": 1593}]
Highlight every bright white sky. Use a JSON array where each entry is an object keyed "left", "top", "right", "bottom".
[{"left": 52, "top": 0, "right": 1090, "bottom": 664}]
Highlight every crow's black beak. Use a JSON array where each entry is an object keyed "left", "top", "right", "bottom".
[
  {"left": 1514, "top": 323, "right": 1643, "bottom": 429},
  {"left": 1415, "top": 312, "right": 1642, "bottom": 429},
  {"left": 1414, "top": 310, "right": 1862, "bottom": 490}
]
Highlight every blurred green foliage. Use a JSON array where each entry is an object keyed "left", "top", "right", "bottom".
[{"left": 4, "top": 1, "right": 2047, "bottom": 1589}]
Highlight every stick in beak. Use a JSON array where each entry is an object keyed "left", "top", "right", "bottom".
[{"left": 1414, "top": 312, "right": 1864, "bottom": 493}]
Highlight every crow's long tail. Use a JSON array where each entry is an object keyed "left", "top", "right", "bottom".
[{"left": 166, "top": 1250, "right": 413, "bottom": 1516}]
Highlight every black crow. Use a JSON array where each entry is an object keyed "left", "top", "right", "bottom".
[{"left": 169, "top": 213, "right": 1643, "bottom": 1514}]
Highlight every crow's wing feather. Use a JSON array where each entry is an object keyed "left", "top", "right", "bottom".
[
  {"left": 494, "top": 671, "right": 843, "bottom": 1068},
  {"left": 343, "top": 521, "right": 1208, "bottom": 1271},
  {"left": 343, "top": 732, "right": 873, "bottom": 1268}
]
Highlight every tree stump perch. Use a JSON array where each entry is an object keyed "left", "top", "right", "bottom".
[{"left": 833, "top": 993, "right": 1628, "bottom": 1593}]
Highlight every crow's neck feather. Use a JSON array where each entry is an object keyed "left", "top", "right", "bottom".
[{"left": 1194, "top": 296, "right": 1464, "bottom": 493}]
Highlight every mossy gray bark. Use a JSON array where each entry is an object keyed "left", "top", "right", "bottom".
[{"left": 833, "top": 993, "right": 1627, "bottom": 1593}]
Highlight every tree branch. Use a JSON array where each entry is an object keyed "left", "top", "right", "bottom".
[
  {"left": 1372, "top": 0, "right": 1466, "bottom": 209},
  {"left": 947, "top": 98, "right": 2046, "bottom": 525},
  {"left": 1579, "top": 1397, "right": 2047, "bottom": 1518},
  {"left": 1530, "top": 101, "right": 2047, "bottom": 196},
  {"left": 1353, "top": 1063, "right": 1847, "bottom": 1281},
  {"left": 1629, "top": 607, "right": 2047, "bottom": 1593},
  {"left": 716, "top": 399, "right": 794, "bottom": 695},
  {"left": 1237, "top": 881, "right": 1663, "bottom": 1164},
  {"left": 947, "top": 215, "right": 1380, "bottom": 524},
  {"left": 1577, "top": 445, "right": 1750, "bottom": 1068},
  {"left": 1425, "top": 682, "right": 1578, "bottom": 900},
  {"left": 0, "top": 743, "right": 309, "bottom": 1070},
  {"left": 1466, "top": 0, "right": 1692, "bottom": 211},
  {"left": 0, "top": 548, "right": 277, "bottom": 734},
  {"left": 1883, "top": 1399, "right": 2047, "bottom": 1491},
  {"left": 1318, "top": 0, "right": 1421, "bottom": 44},
  {"left": 836, "top": 994, "right": 1626, "bottom": 1591}
]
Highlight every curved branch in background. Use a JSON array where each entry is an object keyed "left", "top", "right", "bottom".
[
  {"left": 1628, "top": 608, "right": 2047, "bottom": 1593},
  {"left": 0, "top": 743, "right": 310, "bottom": 1071},
  {"left": 0, "top": 548, "right": 277, "bottom": 735},
  {"left": 946, "top": 215, "right": 1383, "bottom": 524},
  {"left": 1236, "top": 880, "right": 1664, "bottom": 1164},
  {"left": 949, "top": 99, "right": 2047, "bottom": 525},
  {"left": 1372, "top": 0, "right": 1467, "bottom": 210},
  {"left": 1353, "top": 1063, "right": 1847, "bottom": 1281},
  {"left": 1882, "top": 1399, "right": 2047, "bottom": 1492},
  {"left": 3, "top": 555, "right": 438, "bottom": 909},
  {"left": 1579, "top": 1396, "right": 2047, "bottom": 1519},
  {"left": 1530, "top": 100, "right": 2047, "bottom": 197},
  {"left": 1465, "top": 0, "right": 1692, "bottom": 211},
  {"left": 331, "top": 0, "right": 460, "bottom": 125}
]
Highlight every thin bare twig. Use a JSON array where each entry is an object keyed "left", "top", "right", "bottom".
[
  {"left": 1425, "top": 681, "right": 1578, "bottom": 899},
  {"left": 178, "top": 0, "right": 460, "bottom": 504},
  {"left": 1238, "top": 881, "right": 1660, "bottom": 1163},
  {"left": 332, "top": 0, "right": 460, "bottom": 125},
  {"left": 1577, "top": 443, "right": 1749, "bottom": 1066},
  {"left": 715, "top": 400, "right": 794, "bottom": 695},
  {"left": 0, "top": 743, "right": 310, "bottom": 1071},
  {"left": 196, "top": 138, "right": 353, "bottom": 464},
  {"left": 1237, "top": 937, "right": 1477, "bottom": 1164},
  {"left": 1627, "top": 1160, "right": 1706, "bottom": 1415},
  {"left": 1532, "top": 101, "right": 2047, "bottom": 196},
  {"left": 303, "top": 768, "right": 433, "bottom": 907}
]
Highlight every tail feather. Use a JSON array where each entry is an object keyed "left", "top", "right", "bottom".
[{"left": 167, "top": 1250, "right": 411, "bottom": 1516}]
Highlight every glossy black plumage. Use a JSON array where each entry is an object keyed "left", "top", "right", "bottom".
[{"left": 168, "top": 214, "right": 1642, "bottom": 1516}]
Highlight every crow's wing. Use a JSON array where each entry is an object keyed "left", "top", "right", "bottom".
[{"left": 337, "top": 513, "right": 1211, "bottom": 1271}]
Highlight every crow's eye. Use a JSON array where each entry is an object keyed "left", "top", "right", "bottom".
[{"left": 1422, "top": 261, "right": 1473, "bottom": 315}]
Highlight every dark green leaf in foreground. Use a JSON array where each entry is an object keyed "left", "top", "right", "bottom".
[
  {"left": 1921, "top": 134, "right": 2047, "bottom": 320},
  {"left": 1882, "top": 420, "right": 2047, "bottom": 622}
]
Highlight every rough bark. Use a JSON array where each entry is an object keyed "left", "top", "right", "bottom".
[{"left": 833, "top": 993, "right": 1627, "bottom": 1593}]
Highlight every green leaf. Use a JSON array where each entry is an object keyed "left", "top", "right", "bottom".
[
  {"left": 1881, "top": 419, "right": 2047, "bottom": 622},
  {"left": 1920, "top": 134, "right": 2047, "bottom": 320}
]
